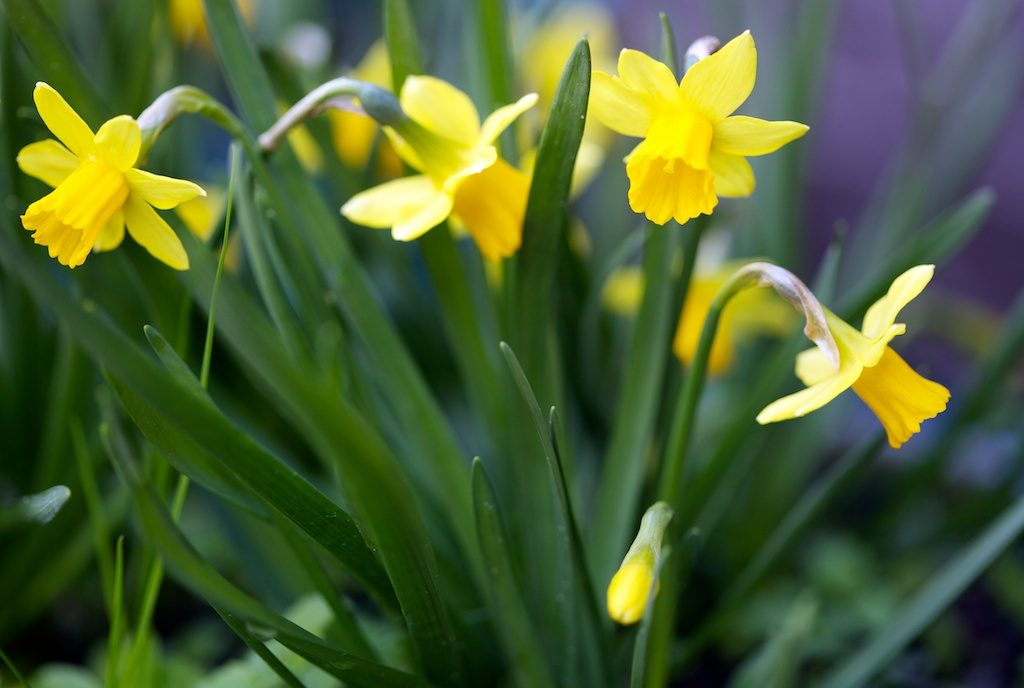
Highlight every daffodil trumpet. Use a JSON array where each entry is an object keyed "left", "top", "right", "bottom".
[{"left": 607, "top": 501, "right": 673, "bottom": 625}]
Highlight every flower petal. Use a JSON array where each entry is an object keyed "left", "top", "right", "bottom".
[
  {"left": 709, "top": 149, "right": 755, "bottom": 197},
  {"left": 713, "top": 115, "right": 809, "bottom": 156},
  {"left": 479, "top": 93, "right": 538, "bottom": 145},
  {"left": 617, "top": 49, "right": 680, "bottom": 106},
  {"left": 94, "top": 115, "right": 141, "bottom": 171},
  {"left": 33, "top": 82, "right": 94, "bottom": 157},
  {"left": 679, "top": 31, "right": 756, "bottom": 121},
  {"left": 93, "top": 210, "right": 125, "bottom": 252},
  {"left": 342, "top": 175, "right": 439, "bottom": 228},
  {"left": 452, "top": 158, "right": 528, "bottom": 260},
  {"left": 589, "top": 71, "right": 652, "bottom": 137},
  {"left": 795, "top": 346, "right": 834, "bottom": 386},
  {"left": 756, "top": 357, "right": 863, "bottom": 424},
  {"left": 852, "top": 347, "right": 950, "bottom": 449},
  {"left": 123, "top": 195, "right": 189, "bottom": 270},
  {"left": 17, "top": 139, "right": 80, "bottom": 187},
  {"left": 400, "top": 75, "right": 480, "bottom": 145},
  {"left": 392, "top": 190, "right": 453, "bottom": 242},
  {"left": 861, "top": 265, "right": 935, "bottom": 340},
  {"left": 126, "top": 168, "right": 206, "bottom": 210},
  {"left": 674, "top": 277, "right": 736, "bottom": 375}
]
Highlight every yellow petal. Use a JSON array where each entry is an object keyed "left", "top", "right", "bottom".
[
  {"left": 342, "top": 175, "right": 439, "bottom": 228},
  {"left": 795, "top": 346, "right": 834, "bottom": 387},
  {"left": 617, "top": 49, "right": 680, "bottom": 107},
  {"left": 126, "top": 168, "right": 206, "bottom": 210},
  {"left": 713, "top": 115, "right": 809, "bottom": 156},
  {"left": 93, "top": 210, "right": 125, "bottom": 252},
  {"left": 756, "top": 356, "right": 863, "bottom": 424},
  {"left": 400, "top": 75, "right": 480, "bottom": 145},
  {"left": 679, "top": 31, "right": 756, "bottom": 121},
  {"left": 383, "top": 127, "right": 427, "bottom": 172},
  {"left": 392, "top": 191, "right": 453, "bottom": 242},
  {"left": 94, "top": 115, "right": 141, "bottom": 171},
  {"left": 17, "top": 139, "right": 79, "bottom": 188},
  {"left": 123, "top": 195, "right": 189, "bottom": 270},
  {"left": 351, "top": 39, "right": 393, "bottom": 89},
  {"left": 709, "top": 149, "right": 754, "bottom": 197},
  {"left": 479, "top": 93, "right": 538, "bottom": 145},
  {"left": 861, "top": 265, "right": 935, "bottom": 340},
  {"left": 451, "top": 158, "right": 528, "bottom": 260},
  {"left": 625, "top": 141, "right": 717, "bottom": 225},
  {"left": 852, "top": 347, "right": 950, "bottom": 448},
  {"left": 33, "top": 82, "right": 94, "bottom": 157},
  {"left": 589, "top": 71, "right": 652, "bottom": 137}
]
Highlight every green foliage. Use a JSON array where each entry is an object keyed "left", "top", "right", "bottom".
[{"left": 0, "top": 1, "right": 1022, "bottom": 687}]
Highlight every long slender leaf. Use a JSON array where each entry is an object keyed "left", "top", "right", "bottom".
[
  {"left": 821, "top": 492, "right": 1024, "bottom": 688},
  {"left": 0, "top": 228, "right": 394, "bottom": 607},
  {"left": 383, "top": 0, "right": 422, "bottom": 89},
  {"left": 471, "top": 459, "right": 555, "bottom": 688},
  {"left": 512, "top": 38, "right": 590, "bottom": 383},
  {"left": 0, "top": 0, "right": 105, "bottom": 122}
]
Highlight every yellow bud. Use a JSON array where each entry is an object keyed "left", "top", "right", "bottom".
[
  {"left": 607, "top": 550, "right": 657, "bottom": 625},
  {"left": 606, "top": 502, "right": 673, "bottom": 625}
]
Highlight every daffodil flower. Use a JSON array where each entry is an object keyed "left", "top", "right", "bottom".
[
  {"left": 758, "top": 265, "right": 950, "bottom": 448},
  {"left": 341, "top": 76, "right": 537, "bottom": 260},
  {"left": 18, "top": 83, "right": 205, "bottom": 270},
  {"left": 169, "top": 0, "right": 253, "bottom": 49},
  {"left": 589, "top": 31, "right": 809, "bottom": 225}
]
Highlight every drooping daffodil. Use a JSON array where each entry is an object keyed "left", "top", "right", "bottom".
[
  {"left": 589, "top": 31, "right": 809, "bottom": 225},
  {"left": 18, "top": 82, "right": 205, "bottom": 270},
  {"left": 342, "top": 76, "right": 537, "bottom": 260},
  {"left": 757, "top": 265, "right": 950, "bottom": 448}
]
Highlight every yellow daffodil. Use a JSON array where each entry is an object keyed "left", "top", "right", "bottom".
[
  {"left": 602, "top": 260, "right": 792, "bottom": 375},
  {"left": 341, "top": 76, "right": 537, "bottom": 260},
  {"left": 607, "top": 501, "right": 672, "bottom": 625},
  {"left": 328, "top": 40, "right": 403, "bottom": 178},
  {"left": 169, "top": 0, "right": 254, "bottom": 49},
  {"left": 520, "top": 2, "right": 619, "bottom": 196},
  {"left": 589, "top": 31, "right": 809, "bottom": 225},
  {"left": 18, "top": 83, "right": 204, "bottom": 270},
  {"left": 757, "top": 265, "right": 950, "bottom": 448}
]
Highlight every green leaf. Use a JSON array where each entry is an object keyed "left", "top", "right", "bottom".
[
  {"left": 839, "top": 188, "right": 994, "bottom": 319},
  {"left": 383, "top": 0, "right": 422, "bottom": 89},
  {"left": 0, "top": 484, "right": 71, "bottom": 532},
  {"left": 512, "top": 38, "right": 590, "bottom": 382},
  {"left": 129, "top": 480, "right": 439, "bottom": 688},
  {"left": 203, "top": 0, "right": 479, "bottom": 582},
  {"left": 820, "top": 493, "right": 1024, "bottom": 688},
  {"left": 0, "top": 0, "right": 106, "bottom": 122},
  {"left": 105, "top": 535, "right": 125, "bottom": 688},
  {"left": 471, "top": 459, "right": 555, "bottom": 688},
  {"left": 0, "top": 229, "right": 394, "bottom": 608}
]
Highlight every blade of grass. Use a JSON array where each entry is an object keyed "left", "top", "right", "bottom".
[
  {"left": 471, "top": 459, "right": 556, "bottom": 688},
  {"left": 820, "top": 491, "right": 1024, "bottom": 688},
  {"left": 217, "top": 610, "right": 306, "bottom": 688},
  {"left": 512, "top": 37, "right": 590, "bottom": 385},
  {"left": 105, "top": 535, "right": 125, "bottom": 688},
  {"left": 204, "top": 0, "right": 478, "bottom": 578},
  {"left": 383, "top": 0, "right": 421, "bottom": 89},
  {"left": 0, "top": 0, "right": 106, "bottom": 122},
  {"left": 0, "top": 229, "right": 394, "bottom": 607},
  {"left": 70, "top": 419, "right": 114, "bottom": 612}
]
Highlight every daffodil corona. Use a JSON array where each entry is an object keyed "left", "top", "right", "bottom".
[
  {"left": 341, "top": 76, "right": 537, "bottom": 260},
  {"left": 758, "top": 265, "right": 950, "bottom": 448},
  {"left": 590, "top": 32, "right": 809, "bottom": 225},
  {"left": 18, "top": 83, "right": 205, "bottom": 270}
]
